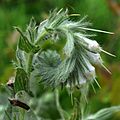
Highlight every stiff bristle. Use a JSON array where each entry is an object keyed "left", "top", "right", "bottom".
[{"left": 101, "top": 49, "right": 116, "bottom": 57}]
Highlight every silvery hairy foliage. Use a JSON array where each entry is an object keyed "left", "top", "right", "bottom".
[{"left": 2, "top": 9, "right": 120, "bottom": 120}]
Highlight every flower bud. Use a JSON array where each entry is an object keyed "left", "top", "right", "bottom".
[
  {"left": 86, "top": 51, "right": 103, "bottom": 65},
  {"left": 81, "top": 55, "right": 96, "bottom": 81},
  {"left": 75, "top": 34, "right": 101, "bottom": 52},
  {"left": 84, "top": 66, "right": 96, "bottom": 81}
]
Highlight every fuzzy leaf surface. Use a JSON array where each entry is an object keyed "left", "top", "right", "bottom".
[{"left": 14, "top": 68, "right": 29, "bottom": 93}]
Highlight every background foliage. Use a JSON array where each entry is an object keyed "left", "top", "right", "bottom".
[{"left": 0, "top": 0, "right": 120, "bottom": 119}]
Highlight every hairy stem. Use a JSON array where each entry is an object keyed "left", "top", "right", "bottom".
[
  {"left": 26, "top": 52, "right": 34, "bottom": 92},
  {"left": 69, "top": 97, "right": 81, "bottom": 120},
  {"left": 80, "top": 84, "right": 89, "bottom": 120},
  {"left": 55, "top": 89, "right": 65, "bottom": 120}
]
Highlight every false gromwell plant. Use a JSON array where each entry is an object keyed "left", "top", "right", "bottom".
[{"left": 2, "top": 9, "right": 120, "bottom": 120}]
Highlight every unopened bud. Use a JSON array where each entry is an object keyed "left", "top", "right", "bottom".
[
  {"left": 84, "top": 66, "right": 96, "bottom": 81},
  {"left": 86, "top": 51, "right": 103, "bottom": 65}
]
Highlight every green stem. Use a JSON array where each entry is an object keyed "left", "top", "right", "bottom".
[
  {"left": 26, "top": 52, "right": 34, "bottom": 92},
  {"left": 69, "top": 98, "right": 80, "bottom": 120},
  {"left": 80, "top": 94, "right": 86, "bottom": 120},
  {"left": 27, "top": 52, "right": 34, "bottom": 76},
  {"left": 55, "top": 89, "right": 65, "bottom": 120},
  {"left": 80, "top": 84, "right": 89, "bottom": 120}
]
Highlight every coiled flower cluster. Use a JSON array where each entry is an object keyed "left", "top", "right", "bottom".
[{"left": 33, "top": 9, "right": 114, "bottom": 90}]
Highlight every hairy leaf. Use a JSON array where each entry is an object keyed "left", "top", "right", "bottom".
[
  {"left": 64, "top": 31, "right": 74, "bottom": 57},
  {"left": 14, "top": 68, "right": 29, "bottom": 93},
  {"left": 16, "top": 49, "right": 26, "bottom": 68},
  {"left": 15, "top": 27, "right": 39, "bottom": 53}
]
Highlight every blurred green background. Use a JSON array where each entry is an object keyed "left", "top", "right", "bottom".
[{"left": 0, "top": 0, "right": 120, "bottom": 119}]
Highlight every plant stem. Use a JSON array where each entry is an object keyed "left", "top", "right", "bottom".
[
  {"left": 27, "top": 52, "right": 34, "bottom": 76},
  {"left": 80, "top": 84, "right": 89, "bottom": 120},
  {"left": 26, "top": 52, "right": 34, "bottom": 92},
  {"left": 55, "top": 89, "right": 65, "bottom": 120}
]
